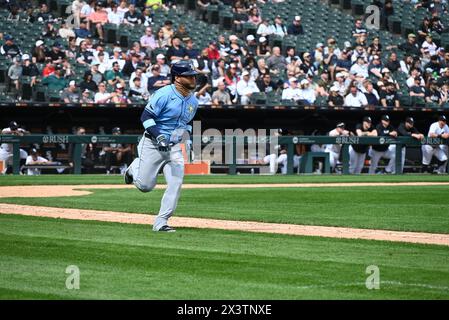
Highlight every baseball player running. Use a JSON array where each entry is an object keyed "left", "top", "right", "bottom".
[
  {"left": 124, "top": 61, "right": 199, "bottom": 232},
  {"left": 397, "top": 117, "right": 424, "bottom": 174},
  {"left": 349, "top": 116, "right": 377, "bottom": 174},
  {"left": 422, "top": 115, "right": 449, "bottom": 174},
  {"left": 368, "top": 115, "right": 397, "bottom": 174},
  {"left": 325, "top": 122, "right": 350, "bottom": 172}
]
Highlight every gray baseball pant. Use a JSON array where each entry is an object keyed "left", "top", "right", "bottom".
[{"left": 128, "top": 134, "right": 184, "bottom": 231}]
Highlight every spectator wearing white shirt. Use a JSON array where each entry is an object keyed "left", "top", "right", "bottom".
[
  {"left": 344, "top": 84, "right": 368, "bottom": 107},
  {"left": 236, "top": 70, "right": 260, "bottom": 105},
  {"left": 116, "top": 0, "right": 129, "bottom": 21},
  {"left": 80, "top": 0, "right": 95, "bottom": 21},
  {"left": 130, "top": 68, "right": 148, "bottom": 91},
  {"left": 298, "top": 79, "right": 316, "bottom": 105},
  {"left": 350, "top": 56, "right": 369, "bottom": 78},
  {"left": 195, "top": 83, "right": 212, "bottom": 105},
  {"left": 282, "top": 78, "right": 301, "bottom": 101},
  {"left": 257, "top": 18, "right": 274, "bottom": 37},
  {"left": 94, "top": 82, "right": 111, "bottom": 103},
  {"left": 406, "top": 68, "right": 425, "bottom": 88},
  {"left": 421, "top": 34, "right": 438, "bottom": 56},
  {"left": 333, "top": 72, "right": 350, "bottom": 97},
  {"left": 271, "top": 15, "right": 287, "bottom": 37},
  {"left": 107, "top": 3, "right": 122, "bottom": 25}
]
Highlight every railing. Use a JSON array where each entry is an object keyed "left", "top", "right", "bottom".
[{"left": 1, "top": 134, "right": 448, "bottom": 175}]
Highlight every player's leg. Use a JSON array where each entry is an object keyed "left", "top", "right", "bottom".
[
  {"left": 277, "top": 154, "right": 288, "bottom": 174},
  {"left": 153, "top": 144, "right": 185, "bottom": 231},
  {"left": 421, "top": 145, "right": 434, "bottom": 173},
  {"left": 349, "top": 146, "right": 357, "bottom": 174},
  {"left": 128, "top": 135, "right": 166, "bottom": 192},
  {"left": 385, "top": 145, "right": 396, "bottom": 174},
  {"left": 353, "top": 149, "right": 366, "bottom": 174},
  {"left": 435, "top": 145, "right": 448, "bottom": 174},
  {"left": 368, "top": 148, "right": 382, "bottom": 174}
]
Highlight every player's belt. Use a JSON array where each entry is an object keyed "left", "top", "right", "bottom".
[{"left": 144, "top": 132, "right": 157, "bottom": 143}]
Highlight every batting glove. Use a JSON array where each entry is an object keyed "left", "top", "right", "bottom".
[{"left": 156, "top": 135, "right": 170, "bottom": 152}]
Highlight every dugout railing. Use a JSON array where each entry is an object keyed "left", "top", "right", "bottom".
[{"left": 0, "top": 134, "right": 448, "bottom": 175}]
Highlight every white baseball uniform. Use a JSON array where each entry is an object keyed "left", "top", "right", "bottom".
[
  {"left": 324, "top": 129, "right": 348, "bottom": 170},
  {"left": 422, "top": 122, "right": 449, "bottom": 173}
]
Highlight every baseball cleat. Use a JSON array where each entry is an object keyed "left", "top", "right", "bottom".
[
  {"left": 157, "top": 225, "right": 176, "bottom": 232},
  {"left": 124, "top": 167, "right": 133, "bottom": 184}
]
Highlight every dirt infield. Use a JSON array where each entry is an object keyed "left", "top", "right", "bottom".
[
  {"left": 1, "top": 181, "right": 449, "bottom": 198},
  {"left": 1, "top": 203, "right": 448, "bottom": 246},
  {"left": 1, "top": 181, "right": 449, "bottom": 246}
]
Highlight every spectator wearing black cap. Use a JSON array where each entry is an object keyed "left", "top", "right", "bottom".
[
  {"left": 397, "top": 117, "right": 424, "bottom": 173},
  {"left": 46, "top": 42, "right": 66, "bottom": 65},
  {"left": 426, "top": 79, "right": 445, "bottom": 105},
  {"left": 0, "top": 121, "right": 29, "bottom": 173},
  {"left": 349, "top": 116, "right": 377, "bottom": 174},
  {"left": 369, "top": 115, "right": 397, "bottom": 174},
  {"left": 101, "top": 127, "right": 133, "bottom": 174},
  {"left": 422, "top": 115, "right": 449, "bottom": 174}
]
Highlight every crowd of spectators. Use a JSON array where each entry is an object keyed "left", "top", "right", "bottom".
[{"left": 0, "top": 0, "right": 449, "bottom": 108}]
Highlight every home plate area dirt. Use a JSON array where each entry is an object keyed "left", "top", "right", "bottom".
[{"left": 1, "top": 182, "right": 449, "bottom": 246}]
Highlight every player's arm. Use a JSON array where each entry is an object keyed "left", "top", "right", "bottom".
[{"left": 141, "top": 93, "right": 170, "bottom": 151}]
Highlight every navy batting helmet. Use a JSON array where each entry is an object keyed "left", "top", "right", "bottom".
[{"left": 170, "top": 60, "right": 198, "bottom": 79}]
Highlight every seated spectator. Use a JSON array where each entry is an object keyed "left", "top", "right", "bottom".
[
  {"left": 257, "top": 73, "right": 278, "bottom": 94},
  {"left": 256, "top": 36, "right": 271, "bottom": 58},
  {"left": 166, "top": 37, "right": 188, "bottom": 63},
  {"left": 206, "top": 41, "right": 220, "bottom": 61},
  {"left": 245, "top": 35, "right": 258, "bottom": 57},
  {"left": 34, "top": 3, "right": 53, "bottom": 23},
  {"left": 107, "top": 3, "right": 122, "bottom": 25},
  {"left": 21, "top": 54, "right": 39, "bottom": 87},
  {"left": 438, "top": 67, "right": 449, "bottom": 86},
  {"left": 266, "top": 47, "right": 287, "bottom": 75},
  {"left": 228, "top": 34, "right": 245, "bottom": 56},
  {"left": 142, "top": 6, "right": 154, "bottom": 27},
  {"left": 41, "top": 66, "right": 67, "bottom": 91},
  {"left": 352, "top": 19, "right": 367, "bottom": 39},
  {"left": 257, "top": 18, "right": 274, "bottom": 37},
  {"left": 88, "top": 2, "right": 109, "bottom": 41},
  {"left": 282, "top": 78, "right": 301, "bottom": 101},
  {"left": 385, "top": 52, "right": 401, "bottom": 73},
  {"left": 197, "top": 0, "right": 210, "bottom": 21},
  {"left": 161, "top": 20, "right": 174, "bottom": 46},
  {"left": 74, "top": 20, "right": 92, "bottom": 41},
  {"left": 61, "top": 81, "right": 80, "bottom": 103},
  {"left": 174, "top": 24, "right": 190, "bottom": 43},
  {"left": 110, "top": 83, "right": 131, "bottom": 104},
  {"left": 271, "top": 15, "right": 287, "bottom": 38},
  {"left": 422, "top": 34, "right": 439, "bottom": 56},
  {"left": 80, "top": 0, "right": 95, "bottom": 21},
  {"left": 398, "top": 33, "right": 420, "bottom": 56},
  {"left": 350, "top": 56, "right": 369, "bottom": 78},
  {"left": 46, "top": 42, "right": 65, "bottom": 65},
  {"left": 333, "top": 72, "right": 350, "bottom": 97},
  {"left": 130, "top": 68, "right": 148, "bottom": 92},
  {"left": 195, "top": 83, "right": 212, "bottom": 105},
  {"left": 109, "top": 47, "right": 126, "bottom": 70},
  {"left": 155, "top": 54, "right": 170, "bottom": 77},
  {"left": 129, "top": 77, "right": 149, "bottom": 100},
  {"left": 224, "top": 63, "right": 240, "bottom": 101},
  {"left": 298, "top": 79, "right": 316, "bottom": 105},
  {"left": 155, "top": 28, "right": 170, "bottom": 49},
  {"left": 80, "top": 89, "right": 94, "bottom": 103},
  {"left": 409, "top": 77, "right": 426, "bottom": 98},
  {"left": 117, "top": 0, "right": 129, "bottom": 21},
  {"left": 212, "top": 80, "right": 232, "bottom": 106},
  {"left": 327, "top": 86, "right": 344, "bottom": 107},
  {"left": 247, "top": 6, "right": 262, "bottom": 25},
  {"left": 105, "top": 61, "right": 126, "bottom": 88},
  {"left": 368, "top": 55, "right": 384, "bottom": 78},
  {"left": 316, "top": 70, "right": 331, "bottom": 96},
  {"left": 94, "top": 82, "right": 112, "bottom": 103},
  {"left": 233, "top": 2, "right": 248, "bottom": 33},
  {"left": 76, "top": 40, "right": 95, "bottom": 65},
  {"left": 406, "top": 68, "right": 425, "bottom": 88},
  {"left": 335, "top": 51, "right": 352, "bottom": 76},
  {"left": 287, "top": 16, "right": 304, "bottom": 35},
  {"left": 362, "top": 80, "right": 380, "bottom": 106},
  {"left": 123, "top": 4, "right": 143, "bottom": 26},
  {"left": 236, "top": 70, "right": 260, "bottom": 105},
  {"left": 122, "top": 53, "right": 140, "bottom": 77},
  {"left": 80, "top": 71, "right": 98, "bottom": 92},
  {"left": 32, "top": 40, "right": 46, "bottom": 63},
  {"left": 426, "top": 79, "right": 445, "bottom": 105},
  {"left": 380, "top": 81, "right": 400, "bottom": 107},
  {"left": 300, "top": 52, "right": 317, "bottom": 77},
  {"left": 1, "top": 35, "right": 21, "bottom": 60},
  {"left": 185, "top": 39, "right": 200, "bottom": 60},
  {"left": 344, "top": 84, "right": 368, "bottom": 107},
  {"left": 140, "top": 27, "right": 158, "bottom": 56},
  {"left": 147, "top": 64, "right": 170, "bottom": 94}
]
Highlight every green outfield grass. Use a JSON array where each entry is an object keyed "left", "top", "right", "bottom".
[
  {"left": 0, "top": 214, "right": 448, "bottom": 300},
  {"left": 1, "top": 174, "right": 449, "bottom": 186},
  {"left": 1, "top": 186, "right": 449, "bottom": 233}
]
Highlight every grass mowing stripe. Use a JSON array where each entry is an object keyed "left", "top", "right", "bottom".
[
  {"left": 2, "top": 174, "right": 449, "bottom": 186},
  {"left": 1, "top": 214, "right": 448, "bottom": 299},
  {"left": 2, "top": 185, "right": 449, "bottom": 234}
]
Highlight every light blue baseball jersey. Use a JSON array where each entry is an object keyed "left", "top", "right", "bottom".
[{"left": 142, "top": 84, "right": 198, "bottom": 143}]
